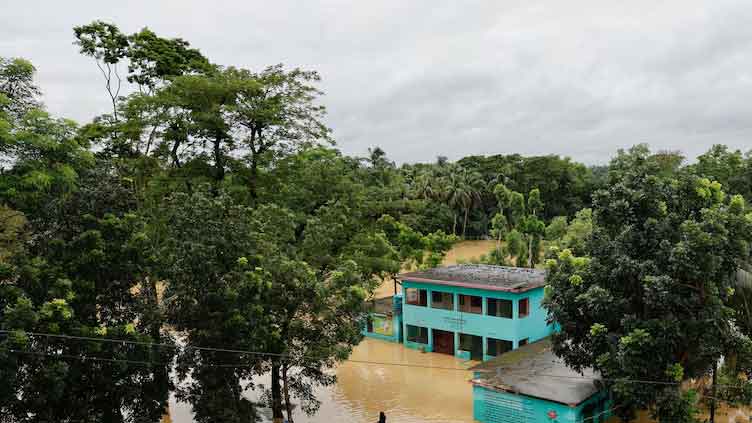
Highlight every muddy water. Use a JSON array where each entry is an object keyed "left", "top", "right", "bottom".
[
  {"left": 166, "top": 338, "right": 477, "bottom": 423},
  {"left": 442, "top": 240, "right": 496, "bottom": 267}
]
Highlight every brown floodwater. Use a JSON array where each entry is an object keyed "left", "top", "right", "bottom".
[{"left": 165, "top": 337, "right": 478, "bottom": 423}]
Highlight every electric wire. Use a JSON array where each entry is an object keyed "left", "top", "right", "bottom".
[{"left": 2, "top": 329, "right": 750, "bottom": 390}]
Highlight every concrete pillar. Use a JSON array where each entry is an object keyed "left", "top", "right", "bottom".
[
  {"left": 454, "top": 331, "right": 460, "bottom": 356},
  {"left": 482, "top": 336, "right": 488, "bottom": 359},
  {"left": 428, "top": 327, "right": 434, "bottom": 351},
  {"left": 453, "top": 292, "right": 459, "bottom": 311},
  {"left": 482, "top": 296, "right": 488, "bottom": 315}
]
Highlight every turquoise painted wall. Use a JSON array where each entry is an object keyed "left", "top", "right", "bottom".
[
  {"left": 362, "top": 315, "right": 400, "bottom": 343},
  {"left": 401, "top": 280, "right": 554, "bottom": 360},
  {"left": 473, "top": 385, "right": 611, "bottom": 423},
  {"left": 363, "top": 296, "right": 403, "bottom": 343}
]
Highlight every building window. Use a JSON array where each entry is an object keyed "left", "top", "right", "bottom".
[
  {"left": 487, "top": 338, "right": 513, "bottom": 357},
  {"left": 431, "top": 291, "right": 453, "bottom": 310},
  {"left": 487, "top": 298, "right": 513, "bottom": 318},
  {"left": 405, "top": 288, "right": 427, "bottom": 306},
  {"left": 519, "top": 338, "right": 529, "bottom": 346},
  {"left": 406, "top": 325, "right": 428, "bottom": 344},
  {"left": 518, "top": 298, "right": 529, "bottom": 318},
  {"left": 459, "top": 294, "right": 483, "bottom": 314},
  {"left": 459, "top": 333, "right": 484, "bottom": 360}
]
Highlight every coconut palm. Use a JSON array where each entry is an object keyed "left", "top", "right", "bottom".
[{"left": 447, "top": 167, "right": 483, "bottom": 239}]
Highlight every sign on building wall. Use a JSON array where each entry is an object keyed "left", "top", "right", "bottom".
[
  {"left": 442, "top": 316, "right": 467, "bottom": 330},
  {"left": 371, "top": 314, "right": 393, "bottom": 336}
]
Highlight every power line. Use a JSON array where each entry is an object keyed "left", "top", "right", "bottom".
[
  {"left": 3, "top": 330, "right": 752, "bottom": 390},
  {"left": 0, "top": 330, "right": 473, "bottom": 371},
  {"left": 0, "top": 329, "right": 280, "bottom": 358},
  {"left": 0, "top": 347, "right": 256, "bottom": 369},
  {"left": 581, "top": 406, "right": 620, "bottom": 423}
]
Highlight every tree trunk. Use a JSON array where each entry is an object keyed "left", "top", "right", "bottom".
[
  {"left": 146, "top": 276, "right": 170, "bottom": 419},
  {"left": 213, "top": 133, "right": 225, "bottom": 182},
  {"left": 462, "top": 206, "right": 469, "bottom": 239},
  {"left": 249, "top": 155, "right": 259, "bottom": 200},
  {"left": 170, "top": 139, "right": 182, "bottom": 168},
  {"left": 452, "top": 212, "right": 457, "bottom": 236},
  {"left": 103, "top": 400, "right": 124, "bottom": 423},
  {"left": 527, "top": 236, "right": 533, "bottom": 268},
  {"left": 283, "top": 363, "right": 294, "bottom": 423},
  {"left": 710, "top": 360, "right": 717, "bottom": 423},
  {"left": 271, "top": 361, "right": 284, "bottom": 423}
]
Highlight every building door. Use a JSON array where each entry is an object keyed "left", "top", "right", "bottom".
[
  {"left": 433, "top": 329, "right": 454, "bottom": 355},
  {"left": 460, "top": 333, "right": 484, "bottom": 361}
]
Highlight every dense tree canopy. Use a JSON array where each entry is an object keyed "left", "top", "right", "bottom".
[{"left": 544, "top": 145, "right": 752, "bottom": 422}]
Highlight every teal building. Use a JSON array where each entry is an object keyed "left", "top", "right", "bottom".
[
  {"left": 398, "top": 264, "right": 554, "bottom": 361},
  {"left": 362, "top": 295, "right": 403, "bottom": 343},
  {"left": 470, "top": 337, "right": 611, "bottom": 423}
]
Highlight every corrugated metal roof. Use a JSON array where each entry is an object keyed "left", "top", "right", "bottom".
[
  {"left": 399, "top": 264, "right": 546, "bottom": 293},
  {"left": 470, "top": 337, "right": 602, "bottom": 406}
]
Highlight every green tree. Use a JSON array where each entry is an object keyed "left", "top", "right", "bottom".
[
  {"left": 1, "top": 57, "right": 172, "bottom": 422},
  {"left": 159, "top": 188, "right": 266, "bottom": 423},
  {"left": 544, "top": 146, "right": 752, "bottom": 423},
  {"left": 73, "top": 21, "right": 130, "bottom": 119},
  {"left": 545, "top": 216, "right": 568, "bottom": 241},
  {"left": 691, "top": 144, "right": 752, "bottom": 201},
  {"left": 227, "top": 65, "right": 332, "bottom": 199},
  {"left": 560, "top": 208, "right": 593, "bottom": 256},
  {"left": 0, "top": 57, "right": 42, "bottom": 121}
]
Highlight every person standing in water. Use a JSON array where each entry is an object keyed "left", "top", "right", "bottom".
[{"left": 377, "top": 411, "right": 386, "bottom": 423}]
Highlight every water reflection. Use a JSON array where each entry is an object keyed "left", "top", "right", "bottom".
[{"left": 167, "top": 338, "right": 477, "bottom": 423}]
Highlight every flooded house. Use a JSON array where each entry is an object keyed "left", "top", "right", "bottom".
[
  {"left": 470, "top": 337, "right": 611, "bottom": 423},
  {"left": 364, "top": 264, "right": 555, "bottom": 361},
  {"left": 400, "top": 264, "right": 554, "bottom": 361}
]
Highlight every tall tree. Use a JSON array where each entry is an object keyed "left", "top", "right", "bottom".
[
  {"left": 228, "top": 65, "right": 332, "bottom": 199},
  {"left": 0, "top": 57, "right": 42, "bottom": 121},
  {"left": 73, "top": 21, "right": 129, "bottom": 120},
  {"left": 544, "top": 145, "right": 752, "bottom": 423}
]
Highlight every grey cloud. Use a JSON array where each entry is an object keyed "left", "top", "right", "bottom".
[{"left": 2, "top": 0, "right": 751, "bottom": 165}]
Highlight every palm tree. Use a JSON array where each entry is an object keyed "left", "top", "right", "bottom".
[
  {"left": 413, "top": 171, "right": 435, "bottom": 200},
  {"left": 444, "top": 167, "right": 483, "bottom": 239},
  {"left": 443, "top": 170, "right": 463, "bottom": 236}
]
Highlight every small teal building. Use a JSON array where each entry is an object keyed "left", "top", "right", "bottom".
[
  {"left": 362, "top": 295, "right": 403, "bottom": 343},
  {"left": 399, "top": 264, "right": 554, "bottom": 361},
  {"left": 470, "top": 337, "right": 611, "bottom": 423}
]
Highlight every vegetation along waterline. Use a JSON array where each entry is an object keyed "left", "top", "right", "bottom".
[{"left": 2, "top": 19, "right": 752, "bottom": 423}]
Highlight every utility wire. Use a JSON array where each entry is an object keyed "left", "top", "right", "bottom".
[
  {"left": 1, "top": 329, "right": 477, "bottom": 370},
  {"left": 3, "top": 330, "right": 752, "bottom": 389}
]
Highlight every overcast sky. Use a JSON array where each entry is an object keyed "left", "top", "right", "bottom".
[{"left": 2, "top": 1, "right": 752, "bottom": 164}]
